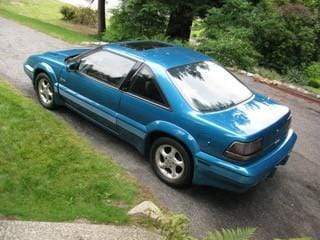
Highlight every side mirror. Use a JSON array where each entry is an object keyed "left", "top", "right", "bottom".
[{"left": 67, "top": 61, "right": 79, "bottom": 71}]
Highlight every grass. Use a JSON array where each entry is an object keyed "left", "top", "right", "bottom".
[
  {"left": 0, "top": 0, "right": 98, "bottom": 43},
  {"left": 0, "top": 81, "right": 140, "bottom": 223}
]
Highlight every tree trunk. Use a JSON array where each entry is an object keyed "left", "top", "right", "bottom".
[
  {"left": 98, "top": 0, "right": 106, "bottom": 34},
  {"left": 165, "top": 5, "right": 193, "bottom": 41}
]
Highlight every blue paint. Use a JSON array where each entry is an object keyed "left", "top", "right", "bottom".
[{"left": 24, "top": 41, "right": 297, "bottom": 192}]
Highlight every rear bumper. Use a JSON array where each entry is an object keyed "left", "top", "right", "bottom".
[{"left": 193, "top": 129, "right": 297, "bottom": 192}]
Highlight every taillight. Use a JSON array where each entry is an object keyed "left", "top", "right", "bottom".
[{"left": 225, "top": 138, "right": 262, "bottom": 161}]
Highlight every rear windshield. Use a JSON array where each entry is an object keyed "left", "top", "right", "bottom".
[{"left": 167, "top": 61, "right": 253, "bottom": 112}]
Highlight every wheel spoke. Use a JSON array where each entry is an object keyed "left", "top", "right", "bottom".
[
  {"left": 170, "top": 167, "right": 177, "bottom": 178},
  {"left": 169, "top": 148, "right": 178, "bottom": 158},
  {"left": 173, "top": 157, "right": 184, "bottom": 167},
  {"left": 160, "top": 147, "right": 168, "bottom": 158}
]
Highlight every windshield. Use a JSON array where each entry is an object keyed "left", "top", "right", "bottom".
[{"left": 167, "top": 61, "right": 253, "bottom": 112}]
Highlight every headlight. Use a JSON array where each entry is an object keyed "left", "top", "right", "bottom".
[{"left": 225, "top": 138, "right": 262, "bottom": 161}]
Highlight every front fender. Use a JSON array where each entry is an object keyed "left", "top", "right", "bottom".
[
  {"left": 33, "top": 62, "right": 60, "bottom": 91},
  {"left": 33, "top": 62, "right": 64, "bottom": 105},
  {"left": 146, "top": 121, "right": 200, "bottom": 155}
]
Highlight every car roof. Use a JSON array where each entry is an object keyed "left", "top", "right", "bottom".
[{"left": 105, "top": 41, "right": 211, "bottom": 69}]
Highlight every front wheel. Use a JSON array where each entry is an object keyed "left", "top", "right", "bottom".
[
  {"left": 36, "top": 73, "right": 58, "bottom": 110},
  {"left": 150, "top": 137, "right": 193, "bottom": 188}
]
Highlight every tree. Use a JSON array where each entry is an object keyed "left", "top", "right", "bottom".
[
  {"left": 162, "top": 0, "right": 222, "bottom": 41},
  {"left": 98, "top": 0, "right": 106, "bottom": 34}
]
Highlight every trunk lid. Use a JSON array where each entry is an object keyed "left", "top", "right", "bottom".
[{"left": 200, "top": 94, "right": 291, "bottom": 153}]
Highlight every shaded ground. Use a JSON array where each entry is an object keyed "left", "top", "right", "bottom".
[{"left": 0, "top": 17, "right": 319, "bottom": 240}]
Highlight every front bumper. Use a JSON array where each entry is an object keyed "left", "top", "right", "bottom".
[
  {"left": 24, "top": 63, "right": 34, "bottom": 80},
  {"left": 193, "top": 129, "right": 297, "bottom": 192}
]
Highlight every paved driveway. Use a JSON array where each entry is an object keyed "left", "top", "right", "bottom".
[{"left": 0, "top": 17, "right": 319, "bottom": 240}]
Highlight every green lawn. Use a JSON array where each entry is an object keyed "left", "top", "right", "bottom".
[
  {"left": 0, "top": 81, "right": 140, "bottom": 223},
  {"left": 0, "top": 0, "right": 97, "bottom": 43}
]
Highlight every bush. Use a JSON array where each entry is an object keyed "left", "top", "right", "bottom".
[
  {"left": 102, "top": 0, "right": 169, "bottom": 42},
  {"left": 252, "top": 2, "right": 318, "bottom": 72},
  {"left": 160, "top": 214, "right": 256, "bottom": 240},
  {"left": 60, "top": 5, "right": 76, "bottom": 20},
  {"left": 198, "top": 0, "right": 319, "bottom": 72},
  {"left": 60, "top": 6, "right": 97, "bottom": 26},
  {"left": 305, "top": 62, "right": 320, "bottom": 88},
  {"left": 73, "top": 7, "right": 97, "bottom": 26},
  {"left": 284, "top": 68, "right": 309, "bottom": 85},
  {"left": 197, "top": 31, "right": 260, "bottom": 70}
]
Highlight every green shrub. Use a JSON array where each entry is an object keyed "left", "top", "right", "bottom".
[
  {"left": 160, "top": 214, "right": 195, "bottom": 240},
  {"left": 102, "top": 0, "right": 169, "bottom": 42},
  {"left": 252, "top": 2, "right": 318, "bottom": 72},
  {"left": 308, "top": 79, "right": 320, "bottom": 88},
  {"left": 198, "top": 0, "right": 260, "bottom": 70},
  {"left": 60, "top": 5, "right": 97, "bottom": 26},
  {"left": 160, "top": 214, "right": 256, "bottom": 240},
  {"left": 198, "top": 0, "right": 319, "bottom": 72},
  {"left": 304, "top": 62, "right": 320, "bottom": 88},
  {"left": 60, "top": 5, "right": 76, "bottom": 20},
  {"left": 73, "top": 7, "right": 97, "bottom": 26},
  {"left": 197, "top": 32, "right": 260, "bottom": 71},
  {"left": 284, "top": 68, "right": 309, "bottom": 85}
]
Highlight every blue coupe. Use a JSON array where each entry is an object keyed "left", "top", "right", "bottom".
[{"left": 24, "top": 41, "right": 297, "bottom": 192}]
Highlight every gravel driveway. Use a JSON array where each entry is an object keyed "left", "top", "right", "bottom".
[{"left": 0, "top": 17, "right": 319, "bottom": 240}]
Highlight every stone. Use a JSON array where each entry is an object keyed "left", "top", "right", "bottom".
[{"left": 128, "top": 201, "right": 163, "bottom": 220}]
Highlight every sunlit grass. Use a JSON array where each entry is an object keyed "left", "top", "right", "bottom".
[
  {"left": 0, "top": 0, "right": 98, "bottom": 43},
  {"left": 0, "top": 81, "right": 140, "bottom": 223}
]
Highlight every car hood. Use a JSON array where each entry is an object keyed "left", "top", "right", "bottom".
[
  {"left": 198, "top": 94, "right": 290, "bottom": 139},
  {"left": 43, "top": 48, "right": 91, "bottom": 63}
]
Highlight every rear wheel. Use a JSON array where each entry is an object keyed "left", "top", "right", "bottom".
[
  {"left": 150, "top": 137, "right": 193, "bottom": 188},
  {"left": 36, "top": 73, "right": 58, "bottom": 109}
]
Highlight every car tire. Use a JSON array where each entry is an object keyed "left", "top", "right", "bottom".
[
  {"left": 150, "top": 137, "right": 193, "bottom": 188},
  {"left": 35, "top": 73, "right": 58, "bottom": 110}
]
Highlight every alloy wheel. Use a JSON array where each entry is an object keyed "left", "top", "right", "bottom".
[
  {"left": 155, "top": 144, "right": 185, "bottom": 180},
  {"left": 38, "top": 78, "right": 53, "bottom": 106}
]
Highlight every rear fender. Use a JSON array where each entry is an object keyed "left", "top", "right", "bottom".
[{"left": 146, "top": 121, "right": 200, "bottom": 155}]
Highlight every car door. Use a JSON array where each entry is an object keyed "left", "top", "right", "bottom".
[
  {"left": 59, "top": 49, "right": 136, "bottom": 133},
  {"left": 117, "top": 64, "right": 171, "bottom": 152}
]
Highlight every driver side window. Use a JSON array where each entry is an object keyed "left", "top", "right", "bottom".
[
  {"left": 79, "top": 50, "right": 135, "bottom": 87},
  {"left": 129, "top": 65, "right": 168, "bottom": 107}
]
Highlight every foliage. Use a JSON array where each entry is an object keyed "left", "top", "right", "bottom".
[
  {"left": 204, "top": 228, "right": 256, "bottom": 240},
  {"left": 161, "top": 214, "right": 196, "bottom": 240},
  {"left": 198, "top": 0, "right": 319, "bottom": 73},
  {"left": 197, "top": 30, "right": 260, "bottom": 70},
  {"left": 160, "top": 213, "right": 313, "bottom": 240},
  {"left": 284, "top": 68, "right": 309, "bottom": 85},
  {"left": 60, "top": 5, "right": 97, "bottom": 26},
  {"left": 60, "top": 5, "right": 76, "bottom": 20},
  {"left": 198, "top": 1, "right": 260, "bottom": 70},
  {"left": 253, "top": 2, "right": 318, "bottom": 72},
  {"left": 73, "top": 7, "right": 97, "bottom": 26},
  {"left": 103, "top": 0, "right": 169, "bottom": 42},
  {"left": 0, "top": 81, "right": 139, "bottom": 222},
  {"left": 304, "top": 62, "right": 320, "bottom": 88},
  {"left": 160, "top": 214, "right": 256, "bottom": 240}
]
